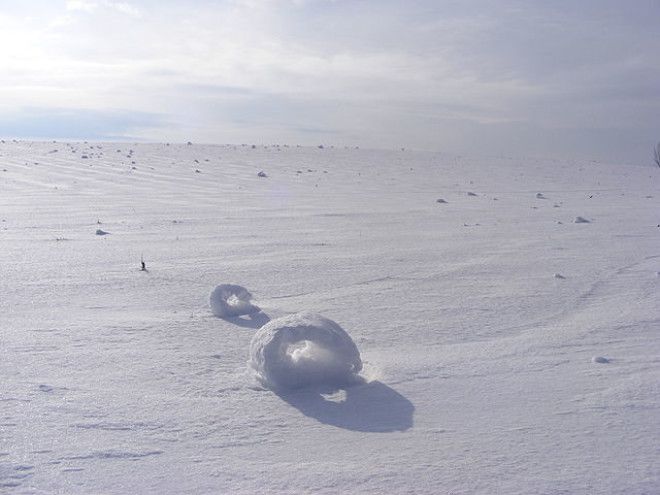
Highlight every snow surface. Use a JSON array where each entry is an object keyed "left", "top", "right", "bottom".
[
  {"left": 1, "top": 141, "right": 659, "bottom": 494},
  {"left": 249, "top": 312, "right": 362, "bottom": 390}
]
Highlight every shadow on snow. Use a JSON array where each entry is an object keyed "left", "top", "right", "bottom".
[
  {"left": 276, "top": 379, "right": 414, "bottom": 432},
  {"left": 219, "top": 311, "right": 271, "bottom": 329}
]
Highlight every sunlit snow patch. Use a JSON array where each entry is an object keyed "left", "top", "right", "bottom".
[
  {"left": 209, "top": 284, "right": 259, "bottom": 317},
  {"left": 249, "top": 312, "right": 363, "bottom": 390}
]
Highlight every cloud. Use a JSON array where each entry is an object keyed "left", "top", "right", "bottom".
[
  {"left": 65, "top": 0, "right": 97, "bottom": 13},
  {"left": 0, "top": 0, "right": 658, "bottom": 162},
  {"left": 66, "top": 0, "right": 140, "bottom": 17},
  {"left": 0, "top": 107, "right": 163, "bottom": 140},
  {"left": 108, "top": 2, "right": 141, "bottom": 16}
]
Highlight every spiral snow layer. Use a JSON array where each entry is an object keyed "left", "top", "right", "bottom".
[
  {"left": 249, "top": 312, "right": 363, "bottom": 390},
  {"left": 209, "top": 284, "right": 259, "bottom": 317}
]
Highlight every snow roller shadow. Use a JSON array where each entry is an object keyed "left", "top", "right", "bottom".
[
  {"left": 276, "top": 380, "right": 414, "bottom": 432},
  {"left": 223, "top": 311, "right": 271, "bottom": 329}
]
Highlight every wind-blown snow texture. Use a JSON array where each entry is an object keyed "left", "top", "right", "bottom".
[{"left": 1, "top": 141, "right": 658, "bottom": 494}]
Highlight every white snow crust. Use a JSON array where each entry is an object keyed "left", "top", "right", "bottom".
[
  {"left": 1, "top": 141, "right": 658, "bottom": 494},
  {"left": 249, "top": 312, "right": 362, "bottom": 390}
]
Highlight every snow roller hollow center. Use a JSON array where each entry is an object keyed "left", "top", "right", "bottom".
[{"left": 249, "top": 312, "right": 363, "bottom": 390}]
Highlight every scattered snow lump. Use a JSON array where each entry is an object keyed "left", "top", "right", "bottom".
[
  {"left": 249, "top": 312, "right": 363, "bottom": 390},
  {"left": 257, "top": 171, "right": 267, "bottom": 177},
  {"left": 592, "top": 356, "right": 610, "bottom": 364},
  {"left": 209, "top": 284, "right": 259, "bottom": 317}
]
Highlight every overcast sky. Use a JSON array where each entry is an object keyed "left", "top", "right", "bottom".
[{"left": 0, "top": 0, "right": 658, "bottom": 163}]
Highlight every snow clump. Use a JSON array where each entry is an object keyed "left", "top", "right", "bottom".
[
  {"left": 249, "top": 312, "right": 362, "bottom": 390},
  {"left": 209, "top": 284, "right": 259, "bottom": 317}
]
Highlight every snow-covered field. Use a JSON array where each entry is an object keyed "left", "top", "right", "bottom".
[{"left": 1, "top": 141, "right": 658, "bottom": 494}]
